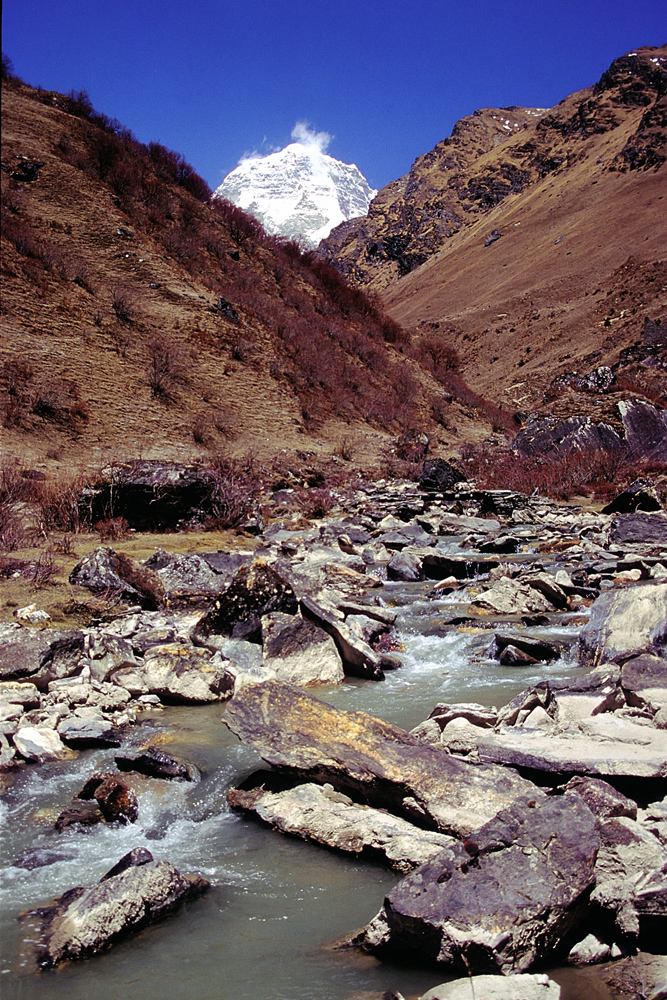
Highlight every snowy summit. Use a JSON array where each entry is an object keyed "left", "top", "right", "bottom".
[{"left": 214, "top": 123, "right": 377, "bottom": 248}]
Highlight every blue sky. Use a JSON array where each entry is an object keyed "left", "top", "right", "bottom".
[{"left": 3, "top": 1, "right": 666, "bottom": 192}]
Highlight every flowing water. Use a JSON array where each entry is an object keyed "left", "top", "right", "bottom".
[{"left": 0, "top": 579, "right": 594, "bottom": 1000}]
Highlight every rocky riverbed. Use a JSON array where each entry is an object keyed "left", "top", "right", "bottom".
[{"left": 1, "top": 472, "right": 666, "bottom": 998}]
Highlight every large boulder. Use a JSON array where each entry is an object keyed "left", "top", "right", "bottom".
[
  {"left": 0, "top": 625, "right": 78, "bottom": 684},
  {"left": 300, "top": 597, "right": 384, "bottom": 680},
  {"left": 356, "top": 794, "right": 599, "bottom": 974},
  {"left": 618, "top": 401, "right": 667, "bottom": 464},
  {"left": 143, "top": 549, "right": 252, "bottom": 607},
  {"left": 223, "top": 681, "right": 538, "bottom": 838},
  {"left": 191, "top": 561, "right": 298, "bottom": 646},
  {"left": 141, "top": 643, "right": 233, "bottom": 702},
  {"left": 579, "top": 582, "right": 667, "bottom": 667},
  {"left": 13, "top": 727, "right": 76, "bottom": 763},
  {"left": 114, "top": 747, "right": 200, "bottom": 781},
  {"left": 24, "top": 848, "right": 209, "bottom": 967},
  {"left": 69, "top": 548, "right": 163, "bottom": 608},
  {"left": 228, "top": 779, "right": 459, "bottom": 873},
  {"left": 261, "top": 613, "right": 344, "bottom": 686},
  {"left": 419, "top": 460, "right": 466, "bottom": 492}
]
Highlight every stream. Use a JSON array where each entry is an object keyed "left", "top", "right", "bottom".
[{"left": 0, "top": 578, "right": 604, "bottom": 1000}]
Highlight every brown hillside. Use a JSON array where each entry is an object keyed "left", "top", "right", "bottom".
[
  {"left": 1, "top": 78, "right": 498, "bottom": 481},
  {"left": 321, "top": 47, "right": 667, "bottom": 424}
]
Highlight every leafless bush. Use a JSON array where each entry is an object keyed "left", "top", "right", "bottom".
[
  {"left": 31, "top": 379, "right": 90, "bottom": 431},
  {"left": 146, "top": 338, "right": 186, "bottom": 399},
  {"left": 94, "top": 516, "right": 129, "bottom": 541},
  {"left": 29, "top": 547, "right": 58, "bottom": 588},
  {"left": 111, "top": 285, "right": 136, "bottom": 323},
  {"left": 206, "top": 452, "right": 263, "bottom": 529},
  {"left": 296, "top": 488, "right": 335, "bottom": 519},
  {"left": 36, "top": 476, "right": 92, "bottom": 533},
  {"left": 213, "top": 406, "right": 238, "bottom": 440},
  {"left": 192, "top": 413, "right": 210, "bottom": 445},
  {"left": 337, "top": 436, "right": 356, "bottom": 462}
]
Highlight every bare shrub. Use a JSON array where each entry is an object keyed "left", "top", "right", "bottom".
[
  {"left": 31, "top": 379, "right": 90, "bottom": 431},
  {"left": 146, "top": 338, "right": 186, "bottom": 399},
  {"left": 2, "top": 359, "right": 34, "bottom": 428},
  {"left": 0, "top": 461, "right": 31, "bottom": 551},
  {"left": 296, "top": 488, "right": 335, "bottom": 519},
  {"left": 94, "top": 516, "right": 129, "bottom": 541},
  {"left": 192, "top": 413, "right": 210, "bottom": 445},
  {"left": 337, "top": 436, "right": 356, "bottom": 462},
  {"left": 29, "top": 547, "right": 58, "bottom": 589},
  {"left": 36, "top": 477, "right": 92, "bottom": 533},
  {"left": 111, "top": 285, "right": 136, "bottom": 323},
  {"left": 206, "top": 452, "right": 263, "bottom": 529},
  {"left": 213, "top": 406, "right": 238, "bottom": 440}
]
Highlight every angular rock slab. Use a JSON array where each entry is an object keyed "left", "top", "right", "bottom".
[
  {"left": 419, "top": 973, "right": 561, "bottom": 1000},
  {"left": 223, "top": 681, "right": 537, "bottom": 838},
  {"left": 261, "top": 612, "right": 344, "bottom": 686},
  {"left": 192, "top": 561, "right": 298, "bottom": 645},
  {"left": 579, "top": 582, "right": 667, "bottom": 667},
  {"left": 227, "top": 780, "right": 459, "bottom": 873},
  {"left": 357, "top": 794, "right": 599, "bottom": 975},
  {"left": 24, "top": 849, "right": 209, "bottom": 967},
  {"left": 142, "top": 643, "right": 233, "bottom": 702},
  {"left": 476, "top": 716, "right": 667, "bottom": 779}
]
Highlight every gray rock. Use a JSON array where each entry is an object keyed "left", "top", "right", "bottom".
[
  {"left": 57, "top": 717, "right": 121, "bottom": 749},
  {"left": 419, "top": 974, "right": 561, "bottom": 1000},
  {"left": 356, "top": 794, "right": 599, "bottom": 974},
  {"left": 142, "top": 643, "right": 234, "bottom": 702},
  {"left": 223, "top": 681, "right": 539, "bottom": 838},
  {"left": 602, "top": 479, "right": 662, "bottom": 515},
  {"left": 0, "top": 681, "right": 41, "bottom": 708},
  {"left": 143, "top": 549, "right": 234, "bottom": 606},
  {"left": 13, "top": 726, "right": 76, "bottom": 763},
  {"left": 610, "top": 512, "right": 667, "bottom": 547},
  {"left": 261, "top": 612, "right": 344, "bottom": 687},
  {"left": 301, "top": 596, "right": 384, "bottom": 680},
  {"left": 26, "top": 850, "right": 209, "bottom": 967},
  {"left": 472, "top": 579, "right": 556, "bottom": 616},
  {"left": 621, "top": 655, "right": 667, "bottom": 709},
  {"left": 387, "top": 550, "right": 424, "bottom": 581},
  {"left": 567, "top": 934, "right": 617, "bottom": 965},
  {"left": 228, "top": 779, "right": 459, "bottom": 873},
  {"left": 0, "top": 625, "right": 76, "bottom": 684},
  {"left": 86, "top": 634, "right": 138, "bottom": 683},
  {"left": 477, "top": 715, "right": 667, "bottom": 779},
  {"left": 579, "top": 583, "right": 667, "bottom": 667},
  {"left": 619, "top": 401, "right": 667, "bottom": 464}
]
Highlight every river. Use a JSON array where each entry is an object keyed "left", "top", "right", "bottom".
[{"left": 0, "top": 580, "right": 601, "bottom": 1000}]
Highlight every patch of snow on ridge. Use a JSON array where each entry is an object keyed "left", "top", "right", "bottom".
[{"left": 214, "top": 123, "right": 377, "bottom": 248}]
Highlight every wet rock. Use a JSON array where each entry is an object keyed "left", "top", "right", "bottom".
[
  {"left": 191, "top": 561, "right": 298, "bottom": 645},
  {"left": 102, "top": 847, "right": 155, "bottom": 880},
  {"left": 261, "top": 612, "right": 344, "bottom": 686},
  {"left": 418, "top": 974, "right": 561, "bottom": 999},
  {"left": 419, "top": 460, "right": 466, "bottom": 492},
  {"left": 379, "top": 524, "right": 435, "bottom": 550},
  {"left": 579, "top": 582, "right": 667, "bottom": 667},
  {"left": 115, "top": 747, "right": 200, "bottom": 781},
  {"left": 12, "top": 849, "right": 77, "bottom": 870},
  {"left": 488, "top": 633, "right": 562, "bottom": 663},
  {"left": 54, "top": 800, "right": 105, "bottom": 832},
  {"left": 387, "top": 550, "right": 424, "bottom": 581},
  {"left": 228, "top": 779, "right": 459, "bottom": 873},
  {"left": 93, "top": 774, "right": 139, "bottom": 823},
  {"left": 13, "top": 727, "right": 76, "bottom": 763},
  {"left": 602, "top": 478, "right": 662, "bottom": 515},
  {"left": 223, "top": 680, "right": 538, "bottom": 838},
  {"left": 422, "top": 553, "right": 499, "bottom": 581},
  {"left": 300, "top": 597, "right": 384, "bottom": 680},
  {"left": 356, "top": 794, "right": 598, "bottom": 974},
  {"left": 141, "top": 643, "right": 234, "bottom": 702},
  {"left": 499, "top": 644, "right": 540, "bottom": 666},
  {"left": 471, "top": 578, "right": 556, "bottom": 616},
  {"left": 26, "top": 850, "right": 209, "bottom": 967}
]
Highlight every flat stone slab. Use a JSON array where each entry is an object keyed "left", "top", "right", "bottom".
[
  {"left": 223, "top": 681, "right": 538, "bottom": 838},
  {"left": 228, "top": 779, "right": 459, "bottom": 873},
  {"left": 476, "top": 717, "right": 667, "bottom": 779},
  {"left": 419, "top": 973, "right": 561, "bottom": 1000}
]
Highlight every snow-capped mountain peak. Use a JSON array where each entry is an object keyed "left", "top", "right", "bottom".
[{"left": 214, "top": 129, "right": 376, "bottom": 248}]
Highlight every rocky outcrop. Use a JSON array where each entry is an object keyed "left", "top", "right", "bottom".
[
  {"left": 24, "top": 848, "right": 209, "bottom": 967},
  {"left": 417, "top": 975, "right": 561, "bottom": 1000},
  {"left": 355, "top": 794, "right": 599, "bottom": 974},
  {"left": 223, "top": 680, "right": 537, "bottom": 838},
  {"left": 191, "top": 561, "right": 298, "bottom": 645}
]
